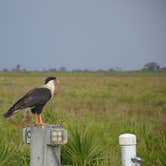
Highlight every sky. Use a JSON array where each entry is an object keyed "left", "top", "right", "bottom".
[{"left": 0, "top": 0, "right": 166, "bottom": 71}]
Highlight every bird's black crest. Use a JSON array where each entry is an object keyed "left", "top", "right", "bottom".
[{"left": 45, "top": 77, "right": 56, "bottom": 84}]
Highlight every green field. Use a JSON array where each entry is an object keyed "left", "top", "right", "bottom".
[{"left": 0, "top": 71, "right": 166, "bottom": 166}]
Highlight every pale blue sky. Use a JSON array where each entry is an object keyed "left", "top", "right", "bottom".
[{"left": 0, "top": 0, "right": 166, "bottom": 70}]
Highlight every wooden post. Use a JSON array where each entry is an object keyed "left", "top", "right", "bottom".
[{"left": 23, "top": 125, "right": 67, "bottom": 166}]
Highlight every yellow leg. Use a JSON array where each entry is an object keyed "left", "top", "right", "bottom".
[
  {"left": 34, "top": 113, "right": 39, "bottom": 125},
  {"left": 38, "top": 114, "right": 48, "bottom": 126}
]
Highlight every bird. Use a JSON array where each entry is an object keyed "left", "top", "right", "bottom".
[{"left": 3, "top": 77, "right": 58, "bottom": 125}]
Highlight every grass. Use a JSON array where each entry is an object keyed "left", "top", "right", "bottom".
[
  {"left": 62, "top": 123, "right": 104, "bottom": 166},
  {"left": 0, "top": 71, "right": 166, "bottom": 165}
]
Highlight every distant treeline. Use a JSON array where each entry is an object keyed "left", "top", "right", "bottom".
[{"left": 1, "top": 62, "right": 166, "bottom": 72}]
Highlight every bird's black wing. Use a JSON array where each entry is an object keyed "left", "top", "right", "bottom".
[{"left": 10, "top": 88, "right": 52, "bottom": 111}]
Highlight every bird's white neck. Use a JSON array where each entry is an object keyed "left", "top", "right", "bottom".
[{"left": 43, "top": 80, "right": 55, "bottom": 96}]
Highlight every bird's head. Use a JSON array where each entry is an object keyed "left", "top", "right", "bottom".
[{"left": 45, "top": 77, "right": 59, "bottom": 85}]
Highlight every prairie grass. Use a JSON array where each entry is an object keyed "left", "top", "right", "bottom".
[{"left": 0, "top": 71, "right": 166, "bottom": 165}]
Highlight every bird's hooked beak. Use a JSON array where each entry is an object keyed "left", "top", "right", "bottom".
[{"left": 54, "top": 79, "right": 59, "bottom": 84}]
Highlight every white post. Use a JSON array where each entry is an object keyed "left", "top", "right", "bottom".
[
  {"left": 23, "top": 125, "right": 67, "bottom": 166},
  {"left": 119, "top": 133, "right": 141, "bottom": 166}
]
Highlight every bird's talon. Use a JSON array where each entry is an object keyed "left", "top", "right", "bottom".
[
  {"left": 33, "top": 122, "right": 39, "bottom": 126},
  {"left": 39, "top": 123, "right": 48, "bottom": 126}
]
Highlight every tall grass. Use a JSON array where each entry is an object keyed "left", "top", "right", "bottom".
[
  {"left": 0, "top": 71, "right": 166, "bottom": 165},
  {"left": 62, "top": 123, "right": 104, "bottom": 166}
]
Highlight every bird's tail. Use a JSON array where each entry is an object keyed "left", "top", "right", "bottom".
[{"left": 3, "top": 109, "right": 14, "bottom": 118}]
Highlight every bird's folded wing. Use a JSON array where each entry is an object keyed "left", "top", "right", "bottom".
[{"left": 10, "top": 88, "right": 52, "bottom": 111}]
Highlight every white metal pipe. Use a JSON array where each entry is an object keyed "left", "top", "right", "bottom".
[{"left": 119, "top": 133, "right": 138, "bottom": 166}]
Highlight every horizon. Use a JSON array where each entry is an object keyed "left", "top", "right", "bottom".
[{"left": 1, "top": 61, "right": 165, "bottom": 72}]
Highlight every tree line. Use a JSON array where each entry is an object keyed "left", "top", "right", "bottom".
[{"left": 2, "top": 62, "right": 166, "bottom": 72}]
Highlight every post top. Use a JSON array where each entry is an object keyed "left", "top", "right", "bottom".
[
  {"left": 26, "top": 124, "right": 63, "bottom": 129},
  {"left": 23, "top": 124, "right": 68, "bottom": 145},
  {"left": 119, "top": 133, "right": 136, "bottom": 145}
]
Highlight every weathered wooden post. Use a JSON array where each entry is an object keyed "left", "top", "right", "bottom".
[
  {"left": 23, "top": 125, "right": 67, "bottom": 166},
  {"left": 119, "top": 133, "right": 143, "bottom": 166}
]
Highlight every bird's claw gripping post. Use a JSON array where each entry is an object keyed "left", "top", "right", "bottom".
[{"left": 33, "top": 114, "right": 48, "bottom": 126}]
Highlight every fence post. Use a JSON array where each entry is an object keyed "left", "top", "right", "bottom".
[
  {"left": 23, "top": 125, "right": 67, "bottom": 166},
  {"left": 119, "top": 133, "right": 143, "bottom": 166}
]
